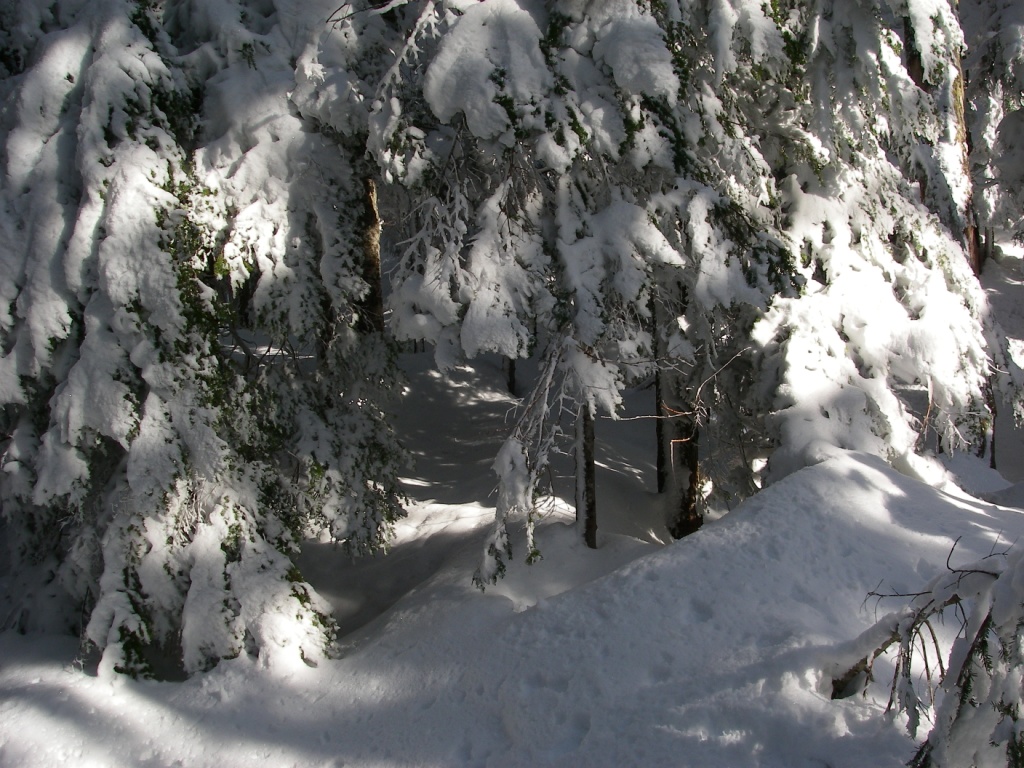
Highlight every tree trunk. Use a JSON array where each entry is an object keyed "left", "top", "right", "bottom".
[
  {"left": 655, "top": 366, "right": 668, "bottom": 494},
  {"left": 651, "top": 286, "right": 703, "bottom": 538},
  {"left": 505, "top": 356, "right": 517, "bottom": 396},
  {"left": 654, "top": 365, "right": 704, "bottom": 540},
  {"left": 666, "top": 414, "right": 703, "bottom": 539},
  {"left": 655, "top": 356, "right": 703, "bottom": 538},
  {"left": 575, "top": 404, "right": 597, "bottom": 549},
  {"left": 906, "top": 16, "right": 986, "bottom": 276},
  {"left": 952, "top": 67, "right": 986, "bottom": 276},
  {"left": 359, "top": 177, "right": 385, "bottom": 333},
  {"left": 651, "top": 292, "right": 669, "bottom": 494}
]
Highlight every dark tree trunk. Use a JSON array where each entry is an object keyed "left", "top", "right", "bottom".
[
  {"left": 505, "top": 356, "right": 517, "bottom": 396},
  {"left": 655, "top": 367, "right": 668, "bottom": 494},
  {"left": 655, "top": 355, "right": 703, "bottom": 539},
  {"left": 576, "top": 404, "right": 597, "bottom": 549},
  {"left": 651, "top": 286, "right": 703, "bottom": 538},
  {"left": 651, "top": 291, "right": 669, "bottom": 494},
  {"left": 667, "top": 418, "right": 703, "bottom": 539}
]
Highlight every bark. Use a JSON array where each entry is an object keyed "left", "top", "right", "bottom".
[
  {"left": 655, "top": 367, "right": 668, "bottom": 494},
  {"left": 652, "top": 288, "right": 703, "bottom": 539},
  {"left": 952, "top": 67, "right": 986, "bottom": 275},
  {"left": 667, "top": 417, "right": 703, "bottom": 539},
  {"left": 905, "top": 17, "right": 986, "bottom": 276},
  {"left": 576, "top": 404, "right": 597, "bottom": 549},
  {"left": 505, "top": 357, "right": 517, "bottom": 396},
  {"left": 651, "top": 292, "right": 669, "bottom": 494},
  {"left": 359, "top": 177, "right": 386, "bottom": 333},
  {"left": 656, "top": 364, "right": 703, "bottom": 539}
]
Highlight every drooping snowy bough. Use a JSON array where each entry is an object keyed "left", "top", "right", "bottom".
[{"left": 827, "top": 544, "right": 1024, "bottom": 768}]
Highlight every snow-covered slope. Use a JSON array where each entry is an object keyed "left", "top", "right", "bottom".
[{"left": 2, "top": 387, "right": 1023, "bottom": 767}]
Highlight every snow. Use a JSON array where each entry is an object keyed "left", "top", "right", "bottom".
[
  {"left": 423, "top": 0, "right": 550, "bottom": 140},
  {"left": 2, "top": 1, "right": 1024, "bottom": 765},
  {"left": 2, "top": 241, "right": 1023, "bottom": 765},
  {"left": 592, "top": 13, "right": 678, "bottom": 104},
  {"left": 983, "top": 238, "right": 1024, "bottom": 484},
  {"left": 2, "top": 341, "right": 1024, "bottom": 765}
]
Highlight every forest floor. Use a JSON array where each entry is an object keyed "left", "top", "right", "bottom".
[{"left": 1, "top": 241, "right": 1024, "bottom": 767}]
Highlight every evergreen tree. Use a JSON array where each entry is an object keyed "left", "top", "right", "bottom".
[
  {"left": 962, "top": 0, "right": 1024, "bottom": 246},
  {"left": 0, "top": 0, "right": 405, "bottom": 675},
  {"left": 746, "top": 0, "right": 1016, "bottom": 482},
  {"left": 306, "top": 0, "right": 1016, "bottom": 580}
]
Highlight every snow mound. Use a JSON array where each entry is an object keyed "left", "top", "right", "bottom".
[{"left": 2, "top": 450, "right": 1022, "bottom": 767}]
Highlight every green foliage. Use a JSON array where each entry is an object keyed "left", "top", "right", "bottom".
[
  {"left": 0, "top": 45, "right": 24, "bottom": 76},
  {"left": 239, "top": 42, "right": 256, "bottom": 69},
  {"left": 152, "top": 84, "right": 204, "bottom": 150},
  {"left": 111, "top": 536, "right": 156, "bottom": 679},
  {"left": 490, "top": 68, "right": 526, "bottom": 142},
  {"left": 0, "top": 0, "right": 414, "bottom": 676},
  {"left": 641, "top": 94, "right": 698, "bottom": 176},
  {"left": 129, "top": 0, "right": 160, "bottom": 45}
]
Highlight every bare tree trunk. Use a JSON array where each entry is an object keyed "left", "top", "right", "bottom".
[
  {"left": 655, "top": 366, "right": 668, "bottom": 494},
  {"left": 952, "top": 68, "right": 986, "bottom": 276},
  {"left": 359, "top": 177, "right": 385, "bottom": 333},
  {"left": 651, "top": 291, "right": 672, "bottom": 495},
  {"left": 906, "top": 16, "right": 986, "bottom": 276},
  {"left": 656, "top": 358, "right": 703, "bottom": 538},
  {"left": 575, "top": 404, "right": 597, "bottom": 549}
]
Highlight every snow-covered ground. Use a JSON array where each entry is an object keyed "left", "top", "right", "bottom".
[
  {"left": 984, "top": 239, "right": 1024, "bottom": 483},
  {"left": 2, "top": 246, "right": 1024, "bottom": 766}
]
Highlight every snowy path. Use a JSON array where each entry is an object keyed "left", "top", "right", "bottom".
[
  {"left": 298, "top": 352, "right": 668, "bottom": 641},
  {"left": 296, "top": 357, "right": 514, "bottom": 639}
]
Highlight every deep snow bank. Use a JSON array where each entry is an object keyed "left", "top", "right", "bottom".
[{"left": 2, "top": 450, "right": 1023, "bottom": 767}]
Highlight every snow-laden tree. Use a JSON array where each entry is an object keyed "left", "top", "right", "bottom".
[
  {"left": 0, "top": 0, "right": 405, "bottom": 676},
  {"left": 300, "top": 0, "right": 691, "bottom": 576},
  {"left": 303, "top": 0, "right": 1018, "bottom": 581},
  {"left": 962, "top": 0, "right": 1024, "bottom": 244},
  {"left": 733, "top": 0, "right": 1010, "bottom": 482}
]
